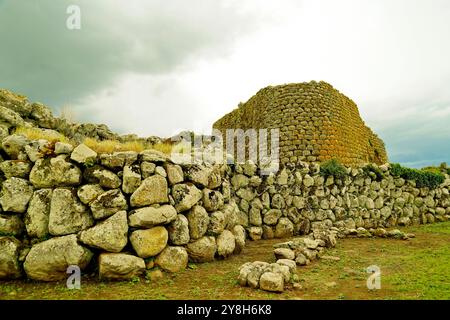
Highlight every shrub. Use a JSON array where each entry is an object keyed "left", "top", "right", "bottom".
[
  {"left": 320, "top": 159, "right": 347, "bottom": 179},
  {"left": 390, "top": 163, "right": 444, "bottom": 189},
  {"left": 362, "top": 164, "right": 384, "bottom": 181}
]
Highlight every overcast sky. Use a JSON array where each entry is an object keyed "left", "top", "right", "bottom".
[{"left": 1, "top": 0, "right": 449, "bottom": 167}]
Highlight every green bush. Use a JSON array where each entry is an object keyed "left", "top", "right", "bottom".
[
  {"left": 320, "top": 159, "right": 347, "bottom": 179},
  {"left": 390, "top": 163, "right": 445, "bottom": 189},
  {"left": 362, "top": 164, "right": 384, "bottom": 181}
]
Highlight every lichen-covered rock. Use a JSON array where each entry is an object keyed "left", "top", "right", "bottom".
[
  {"left": 79, "top": 211, "right": 128, "bottom": 252},
  {"left": 130, "top": 175, "right": 168, "bottom": 207},
  {"left": 89, "top": 189, "right": 128, "bottom": 220},
  {"left": 248, "top": 226, "right": 263, "bottom": 241},
  {"left": 167, "top": 214, "right": 190, "bottom": 245},
  {"left": 140, "top": 161, "right": 156, "bottom": 178},
  {"left": 70, "top": 144, "right": 97, "bottom": 164},
  {"left": 172, "top": 183, "right": 202, "bottom": 212},
  {"left": 0, "top": 177, "right": 33, "bottom": 213},
  {"left": 77, "top": 184, "right": 104, "bottom": 204},
  {"left": 0, "top": 214, "right": 24, "bottom": 236},
  {"left": 184, "top": 165, "right": 211, "bottom": 186},
  {"left": 232, "top": 225, "right": 246, "bottom": 254},
  {"left": 84, "top": 166, "right": 121, "bottom": 189},
  {"left": 186, "top": 205, "right": 209, "bottom": 240},
  {"left": 274, "top": 248, "right": 295, "bottom": 260},
  {"left": 263, "top": 209, "right": 282, "bottom": 225},
  {"left": 98, "top": 253, "right": 145, "bottom": 280},
  {"left": 165, "top": 163, "right": 184, "bottom": 185},
  {"left": 0, "top": 236, "right": 22, "bottom": 279},
  {"left": 130, "top": 226, "right": 168, "bottom": 258},
  {"left": 274, "top": 217, "right": 294, "bottom": 238},
  {"left": 0, "top": 106, "right": 26, "bottom": 127},
  {"left": 23, "top": 235, "right": 93, "bottom": 281},
  {"left": 122, "top": 165, "right": 141, "bottom": 194},
  {"left": 48, "top": 188, "right": 94, "bottom": 236},
  {"left": 140, "top": 149, "right": 169, "bottom": 162},
  {"left": 202, "top": 189, "right": 224, "bottom": 212},
  {"left": 128, "top": 205, "right": 177, "bottom": 227},
  {"left": 217, "top": 230, "right": 236, "bottom": 258},
  {"left": 155, "top": 246, "right": 188, "bottom": 273},
  {"left": 100, "top": 151, "right": 138, "bottom": 170},
  {"left": 24, "top": 189, "right": 52, "bottom": 238},
  {"left": 208, "top": 211, "right": 226, "bottom": 235},
  {"left": 2, "top": 134, "right": 29, "bottom": 159},
  {"left": 29, "top": 156, "right": 82, "bottom": 188},
  {"left": 54, "top": 142, "right": 73, "bottom": 155},
  {"left": 186, "top": 236, "right": 217, "bottom": 262},
  {"left": 0, "top": 160, "right": 32, "bottom": 178},
  {"left": 259, "top": 272, "right": 284, "bottom": 292}
]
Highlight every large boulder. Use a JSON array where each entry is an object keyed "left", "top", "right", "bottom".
[
  {"left": 155, "top": 246, "right": 188, "bottom": 273},
  {"left": 23, "top": 235, "right": 93, "bottom": 281},
  {"left": 48, "top": 188, "right": 94, "bottom": 236},
  {"left": 29, "top": 156, "right": 82, "bottom": 188},
  {"left": 89, "top": 189, "right": 128, "bottom": 220},
  {"left": 98, "top": 253, "right": 145, "bottom": 280},
  {"left": 24, "top": 189, "right": 52, "bottom": 238},
  {"left": 167, "top": 214, "right": 190, "bottom": 245},
  {"left": 172, "top": 183, "right": 202, "bottom": 212},
  {"left": 217, "top": 230, "right": 236, "bottom": 258},
  {"left": 0, "top": 214, "right": 24, "bottom": 236},
  {"left": 130, "top": 226, "right": 168, "bottom": 258},
  {"left": 186, "top": 205, "right": 209, "bottom": 240},
  {"left": 79, "top": 211, "right": 128, "bottom": 253},
  {"left": 0, "top": 236, "right": 22, "bottom": 279},
  {"left": 186, "top": 236, "right": 217, "bottom": 262},
  {"left": 128, "top": 205, "right": 177, "bottom": 228},
  {"left": 0, "top": 177, "right": 33, "bottom": 213},
  {"left": 130, "top": 175, "right": 168, "bottom": 207}
]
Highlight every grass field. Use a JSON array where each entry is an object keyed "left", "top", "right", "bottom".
[{"left": 1, "top": 222, "right": 450, "bottom": 300}]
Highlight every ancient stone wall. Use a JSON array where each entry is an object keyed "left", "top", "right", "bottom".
[{"left": 213, "top": 81, "right": 388, "bottom": 166}]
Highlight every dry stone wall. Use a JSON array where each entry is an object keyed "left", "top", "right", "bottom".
[{"left": 213, "top": 81, "right": 388, "bottom": 166}]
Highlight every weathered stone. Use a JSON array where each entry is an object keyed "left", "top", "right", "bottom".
[
  {"left": 100, "top": 151, "right": 138, "bottom": 170},
  {"left": 70, "top": 144, "right": 97, "bottom": 164},
  {"left": 186, "top": 236, "right": 217, "bottom": 262},
  {"left": 276, "top": 259, "right": 297, "bottom": 273},
  {"left": 165, "top": 163, "right": 184, "bottom": 185},
  {"left": 208, "top": 211, "right": 226, "bottom": 235},
  {"left": 263, "top": 209, "right": 282, "bottom": 225},
  {"left": 248, "top": 226, "right": 263, "bottom": 240},
  {"left": 186, "top": 205, "right": 209, "bottom": 240},
  {"left": 89, "top": 189, "right": 128, "bottom": 220},
  {"left": 84, "top": 166, "right": 121, "bottom": 189},
  {"left": 130, "top": 175, "right": 168, "bottom": 207},
  {"left": 155, "top": 246, "right": 188, "bottom": 273},
  {"left": 0, "top": 160, "right": 32, "bottom": 178},
  {"left": 140, "top": 161, "right": 156, "bottom": 178},
  {"left": 274, "top": 248, "right": 295, "bottom": 260},
  {"left": 167, "top": 214, "right": 190, "bottom": 245},
  {"left": 0, "top": 214, "right": 24, "bottom": 236},
  {"left": 231, "top": 174, "right": 249, "bottom": 189},
  {"left": 128, "top": 205, "right": 177, "bottom": 227},
  {"left": 130, "top": 226, "right": 168, "bottom": 258},
  {"left": 155, "top": 166, "right": 167, "bottom": 177},
  {"left": 303, "top": 238, "right": 319, "bottom": 249},
  {"left": 140, "top": 149, "right": 169, "bottom": 162},
  {"left": 0, "top": 236, "right": 22, "bottom": 279},
  {"left": 79, "top": 211, "right": 128, "bottom": 252},
  {"left": 232, "top": 225, "right": 246, "bottom": 254},
  {"left": 172, "top": 183, "right": 202, "bottom": 212},
  {"left": 54, "top": 142, "right": 73, "bottom": 154},
  {"left": 295, "top": 253, "right": 308, "bottom": 266},
  {"left": 98, "top": 253, "right": 145, "bottom": 280},
  {"left": 24, "top": 189, "right": 52, "bottom": 238},
  {"left": 185, "top": 165, "right": 211, "bottom": 186},
  {"left": 259, "top": 272, "right": 284, "bottom": 292},
  {"left": 48, "top": 188, "right": 94, "bottom": 236},
  {"left": 217, "top": 230, "right": 236, "bottom": 258},
  {"left": 77, "top": 184, "right": 104, "bottom": 204},
  {"left": 0, "top": 177, "right": 33, "bottom": 213},
  {"left": 202, "top": 189, "right": 224, "bottom": 212},
  {"left": 2, "top": 134, "right": 29, "bottom": 159},
  {"left": 122, "top": 165, "right": 141, "bottom": 194},
  {"left": 274, "top": 217, "right": 294, "bottom": 238},
  {"left": 24, "top": 235, "right": 93, "bottom": 281},
  {"left": 30, "top": 156, "right": 82, "bottom": 188}
]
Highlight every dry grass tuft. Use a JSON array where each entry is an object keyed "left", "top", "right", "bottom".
[{"left": 14, "top": 127, "right": 73, "bottom": 144}]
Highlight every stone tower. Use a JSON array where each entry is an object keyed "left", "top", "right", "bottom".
[{"left": 213, "top": 81, "right": 387, "bottom": 166}]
